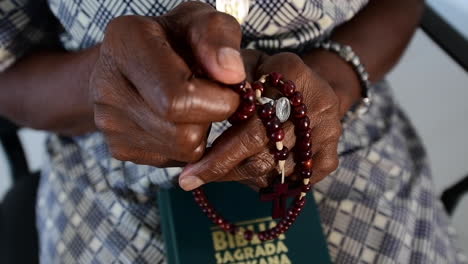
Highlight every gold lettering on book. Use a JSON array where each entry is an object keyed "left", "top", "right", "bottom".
[{"left": 211, "top": 218, "right": 292, "bottom": 264}]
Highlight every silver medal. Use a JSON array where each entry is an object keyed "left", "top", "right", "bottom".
[{"left": 275, "top": 97, "right": 291, "bottom": 123}]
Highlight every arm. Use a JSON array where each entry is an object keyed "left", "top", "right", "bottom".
[
  {"left": 1, "top": 3, "right": 249, "bottom": 170},
  {"left": 0, "top": 48, "right": 98, "bottom": 135},
  {"left": 0, "top": 2, "right": 246, "bottom": 137},
  {"left": 0, "top": 0, "right": 93, "bottom": 135},
  {"left": 303, "top": 0, "right": 425, "bottom": 116}
]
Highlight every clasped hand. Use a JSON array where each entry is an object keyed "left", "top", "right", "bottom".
[{"left": 89, "top": 2, "right": 342, "bottom": 191}]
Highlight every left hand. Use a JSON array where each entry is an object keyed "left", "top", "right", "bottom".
[{"left": 179, "top": 51, "right": 343, "bottom": 190}]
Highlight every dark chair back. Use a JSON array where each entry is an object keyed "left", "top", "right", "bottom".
[{"left": 0, "top": 117, "right": 39, "bottom": 264}]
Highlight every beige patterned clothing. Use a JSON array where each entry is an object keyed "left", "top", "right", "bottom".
[{"left": 1, "top": 0, "right": 466, "bottom": 263}]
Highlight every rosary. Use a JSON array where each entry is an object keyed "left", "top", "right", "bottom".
[
  {"left": 192, "top": 72, "right": 313, "bottom": 241},
  {"left": 189, "top": 0, "right": 372, "bottom": 242}
]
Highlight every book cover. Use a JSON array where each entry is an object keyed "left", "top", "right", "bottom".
[{"left": 158, "top": 182, "right": 331, "bottom": 264}]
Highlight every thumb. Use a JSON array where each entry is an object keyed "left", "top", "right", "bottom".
[{"left": 161, "top": 2, "right": 245, "bottom": 84}]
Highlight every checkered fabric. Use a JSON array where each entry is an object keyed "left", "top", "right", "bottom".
[
  {"left": 0, "top": 0, "right": 59, "bottom": 70},
  {"left": 1, "top": 0, "right": 466, "bottom": 263}
]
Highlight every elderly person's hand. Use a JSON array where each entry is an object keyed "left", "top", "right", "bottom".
[
  {"left": 90, "top": 2, "right": 245, "bottom": 167},
  {"left": 179, "top": 51, "right": 342, "bottom": 190}
]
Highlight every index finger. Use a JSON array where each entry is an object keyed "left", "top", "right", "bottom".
[{"left": 178, "top": 117, "right": 268, "bottom": 190}]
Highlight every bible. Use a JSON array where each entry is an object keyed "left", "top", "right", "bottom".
[{"left": 158, "top": 182, "right": 331, "bottom": 264}]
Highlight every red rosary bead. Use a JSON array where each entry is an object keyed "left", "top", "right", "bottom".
[
  {"left": 295, "top": 197, "right": 306, "bottom": 207},
  {"left": 241, "top": 102, "right": 256, "bottom": 116},
  {"left": 297, "top": 139, "right": 311, "bottom": 150},
  {"left": 268, "top": 72, "right": 283, "bottom": 86},
  {"left": 230, "top": 80, "right": 246, "bottom": 93},
  {"left": 265, "top": 117, "right": 281, "bottom": 132},
  {"left": 244, "top": 230, "right": 254, "bottom": 241},
  {"left": 279, "top": 80, "right": 296, "bottom": 97},
  {"left": 241, "top": 88, "right": 255, "bottom": 102},
  {"left": 194, "top": 196, "right": 204, "bottom": 203},
  {"left": 258, "top": 232, "right": 266, "bottom": 241},
  {"left": 287, "top": 209, "right": 299, "bottom": 218},
  {"left": 214, "top": 216, "right": 225, "bottom": 225},
  {"left": 269, "top": 229, "right": 279, "bottom": 238},
  {"left": 290, "top": 91, "right": 303, "bottom": 106},
  {"left": 274, "top": 146, "right": 289, "bottom": 161},
  {"left": 220, "top": 222, "right": 231, "bottom": 232},
  {"left": 258, "top": 103, "right": 275, "bottom": 120},
  {"left": 202, "top": 206, "right": 213, "bottom": 214},
  {"left": 207, "top": 211, "right": 217, "bottom": 220},
  {"left": 252, "top": 81, "right": 264, "bottom": 93},
  {"left": 299, "top": 169, "right": 312, "bottom": 179},
  {"left": 300, "top": 159, "right": 313, "bottom": 169},
  {"left": 297, "top": 128, "right": 312, "bottom": 140},
  {"left": 270, "top": 129, "right": 285, "bottom": 142},
  {"left": 302, "top": 183, "right": 312, "bottom": 192},
  {"left": 296, "top": 149, "right": 312, "bottom": 161},
  {"left": 199, "top": 201, "right": 210, "bottom": 208},
  {"left": 292, "top": 104, "right": 307, "bottom": 119},
  {"left": 229, "top": 225, "right": 239, "bottom": 235},
  {"left": 292, "top": 205, "right": 303, "bottom": 214},
  {"left": 235, "top": 112, "right": 250, "bottom": 121},
  {"left": 295, "top": 116, "right": 311, "bottom": 131}
]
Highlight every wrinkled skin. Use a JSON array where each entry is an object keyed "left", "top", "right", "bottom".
[
  {"left": 91, "top": 3, "right": 245, "bottom": 167},
  {"left": 1, "top": 0, "right": 423, "bottom": 190},
  {"left": 180, "top": 51, "right": 342, "bottom": 190},
  {"left": 90, "top": 2, "right": 341, "bottom": 190}
]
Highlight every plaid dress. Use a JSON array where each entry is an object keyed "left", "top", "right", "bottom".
[{"left": 1, "top": 0, "right": 466, "bottom": 263}]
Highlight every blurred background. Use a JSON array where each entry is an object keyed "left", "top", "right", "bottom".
[{"left": 1, "top": 0, "right": 467, "bottom": 251}]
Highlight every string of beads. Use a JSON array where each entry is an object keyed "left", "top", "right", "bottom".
[{"left": 192, "top": 72, "right": 313, "bottom": 241}]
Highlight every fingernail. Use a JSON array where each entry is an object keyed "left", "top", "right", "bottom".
[
  {"left": 217, "top": 47, "right": 245, "bottom": 73},
  {"left": 179, "top": 176, "right": 204, "bottom": 191}
]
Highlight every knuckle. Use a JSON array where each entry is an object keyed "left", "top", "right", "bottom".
[
  {"left": 94, "top": 113, "right": 119, "bottom": 134},
  {"left": 190, "top": 11, "right": 241, "bottom": 45},
  {"left": 317, "top": 156, "right": 339, "bottom": 175},
  {"left": 244, "top": 152, "right": 275, "bottom": 176},
  {"left": 278, "top": 52, "right": 303, "bottom": 64},
  {"left": 150, "top": 156, "right": 171, "bottom": 167},
  {"left": 177, "top": 151, "right": 202, "bottom": 163},
  {"left": 106, "top": 16, "right": 127, "bottom": 33},
  {"left": 208, "top": 164, "right": 231, "bottom": 181},
  {"left": 279, "top": 52, "right": 306, "bottom": 71},
  {"left": 270, "top": 52, "right": 309, "bottom": 85},
  {"left": 239, "top": 121, "right": 268, "bottom": 151},
  {"left": 109, "top": 146, "right": 133, "bottom": 162},
  {"left": 314, "top": 98, "right": 338, "bottom": 119},
  {"left": 175, "top": 1, "right": 212, "bottom": 13},
  {"left": 208, "top": 12, "right": 240, "bottom": 30},
  {"left": 318, "top": 122, "right": 341, "bottom": 144},
  {"left": 176, "top": 128, "right": 204, "bottom": 152},
  {"left": 160, "top": 82, "right": 194, "bottom": 120},
  {"left": 105, "top": 16, "right": 140, "bottom": 46},
  {"left": 174, "top": 136, "right": 205, "bottom": 162},
  {"left": 90, "top": 78, "right": 117, "bottom": 106},
  {"left": 330, "top": 124, "right": 343, "bottom": 140},
  {"left": 188, "top": 144, "right": 205, "bottom": 162},
  {"left": 107, "top": 15, "right": 146, "bottom": 33}
]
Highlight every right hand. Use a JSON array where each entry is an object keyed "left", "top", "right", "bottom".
[{"left": 90, "top": 2, "right": 245, "bottom": 167}]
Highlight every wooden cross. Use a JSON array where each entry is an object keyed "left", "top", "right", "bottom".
[{"left": 260, "top": 183, "right": 302, "bottom": 219}]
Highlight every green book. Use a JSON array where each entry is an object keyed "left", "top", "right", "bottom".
[{"left": 158, "top": 182, "right": 331, "bottom": 264}]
